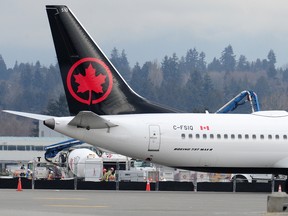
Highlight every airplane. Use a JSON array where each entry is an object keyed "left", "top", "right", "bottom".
[{"left": 4, "top": 5, "right": 288, "bottom": 186}]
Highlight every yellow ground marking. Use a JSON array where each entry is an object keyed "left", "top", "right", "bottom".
[
  {"left": 44, "top": 204, "right": 108, "bottom": 208},
  {"left": 36, "top": 197, "right": 108, "bottom": 208},
  {"left": 36, "top": 197, "right": 88, "bottom": 200}
]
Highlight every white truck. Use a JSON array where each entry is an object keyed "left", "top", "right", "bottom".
[
  {"left": 119, "top": 160, "right": 157, "bottom": 182},
  {"left": 55, "top": 148, "right": 103, "bottom": 181},
  {"left": 230, "top": 174, "right": 286, "bottom": 183}
]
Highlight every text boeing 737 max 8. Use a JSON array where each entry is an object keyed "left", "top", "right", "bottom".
[{"left": 4, "top": 5, "right": 288, "bottom": 179}]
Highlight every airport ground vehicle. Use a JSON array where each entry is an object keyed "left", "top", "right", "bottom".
[
  {"left": 9, "top": 160, "right": 59, "bottom": 180},
  {"left": 230, "top": 173, "right": 286, "bottom": 183},
  {"left": 54, "top": 148, "right": 103, "bottom": 181}
]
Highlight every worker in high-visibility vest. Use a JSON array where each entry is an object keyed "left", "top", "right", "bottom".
[{"left": 103, "top": 167, "right": 114, "bottom": 181}]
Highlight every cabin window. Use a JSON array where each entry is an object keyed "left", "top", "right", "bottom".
[
  {"left": 210, "top": 134, "right": 214, "bottom": 139},
  {"left": 35, "top": 146, "right": 44, "bottom": 151},
  {"left": 252, "top": 134, "right": 256, "bottom": 139},
  {"left": 260, "top": 135, "right": 264, "bottom": 139},
  {"left": 188, "top": 134, "right": 192, "bottom": 139},
  {"left": 203, "top": 134, "right": 207, "bottom": 139},
  {"left": 283, "top": 135, "right": 287, "bottom": 140},
  {"left": 217, "top": 134, "right": 221, "bottom": 139},
  {"left": 231, "top": 134, "right": 235, "bottom": 139},
  {"left": 224, "top": 134, "right": 228, "bottom": 139},
  {"left": 245, "top": 134, "right": 249, "bottom": 139},
  {"left": 196, "top": 134, "right": 200, "bottom": 139},
  {"left": 275, "top": 135, "right": 279, "bottom": 140},
  {"left": 17, "top": 146, "right": 25, "bottom": 151},
  {"left": 181, "top": 134, "right": 185, "bottom": 139},
  {"left": 238, "top": 134, "right": 242, "bottom": 139},
  {"left": 268, "top": 135, "right": 272, "bottom": 139},
  {"left": 8, "top": 145, "right": 16, "bottom": 151}
]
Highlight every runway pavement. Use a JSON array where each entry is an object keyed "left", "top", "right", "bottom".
[{"left": 0, "top": 189, "right": 275, "bottom": 216}]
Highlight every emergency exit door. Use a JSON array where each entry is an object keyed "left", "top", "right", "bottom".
[{"left": 148, "top": 125, "right": 161, "bottom": 151}]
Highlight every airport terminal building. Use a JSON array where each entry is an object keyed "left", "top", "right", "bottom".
[
  {"left": 0, "top": 124, "right": 95, "bottom": 171},
  {"left": 0, "top": 137, "right": 65, "bottom": 170}
]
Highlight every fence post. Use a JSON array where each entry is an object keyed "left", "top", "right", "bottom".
[
  {"left": 155, "top": 168, "right": 159, "bottom": 191},
  {"left": 74, "top": 162, "right": 77, "bottom": 190},
  {"left": 271, "top": 174, "right": 275, "bottom": 193},
  {"left": 193, "top": 172, "right": 197, "bottom": 192},
  {"left": 233, "top": 177, "right": 236, "bottom": 192},
  {"left": 32, "top": 160, "right": 35, "bottom": 190},
  {"left": 115, "top": 161, "right": 119, "bottom": 191}
]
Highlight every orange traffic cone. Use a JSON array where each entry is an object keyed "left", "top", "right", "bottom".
[
  {"left": 17, "top": 177, "right": 22, "bottom": 191},
  {"left": 278, "top": 184, "right": 282, "bottom": 192},
  {"left": 146, "top": 180, "right": 150, "bottom": 191}
]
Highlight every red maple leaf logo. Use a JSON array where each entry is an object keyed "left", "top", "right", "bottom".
[
  {"left": 67, "top": 58, "right": 113, "bottom": 105},
  {"left": 73, "top": 64, "right": 106, "bottom": 104}
]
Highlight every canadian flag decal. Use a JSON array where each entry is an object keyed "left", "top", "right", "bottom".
[{"left": 200, "top": 126, "right": 210, "bottom": 130}]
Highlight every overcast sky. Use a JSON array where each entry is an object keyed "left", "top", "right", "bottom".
[{"left": 1, "top": 0, "right": 288, "bottom": 69}]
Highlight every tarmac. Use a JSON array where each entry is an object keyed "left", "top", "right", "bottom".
[{"left": 0, "top": 189, "right": 280, "bottom": 216}]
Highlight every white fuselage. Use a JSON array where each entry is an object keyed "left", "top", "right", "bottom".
[{"left": 51, "top": 111, "right": 288, "bottom": 174}]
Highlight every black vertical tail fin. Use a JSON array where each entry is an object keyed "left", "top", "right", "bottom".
[{"left": 46, "top": 5, "right": 174, "bottom": 115}]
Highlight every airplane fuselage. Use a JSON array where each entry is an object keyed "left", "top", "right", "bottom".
[{"left": 50, "top": 111, "right": 288, "bottom": 174}]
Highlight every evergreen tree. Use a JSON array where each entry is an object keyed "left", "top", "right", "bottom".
[
  {"left": 0, "top": 81, "right": 8, "bottom": 107},
  {"left": 237, "top": 55, "right": 250, "bottom": 71},
  {"left": 44, "top": 94, "right": 69, "bottom": 116},
  {"left": 19, "top": 63, "right": 32, "bottom": 87},
  {"left": 267, "top": 49, "right": 277, "bottom": 78},
  {"left": 220, "top": 45, "right": 236, "bottom": 72},
  {"left": 253, "top": 76, "right": 270, "bottom": 101},
  {"left": 282, "top": 68, "right": 288, "bottom": 82},
  {"left": 197, "top": 52, "right": 207, "bottom": 72},
  {"left": 110, "top": 48, "right": 131, "bottom": 81},
  {"left": 202, "top": 73, "right": 218, "bottom": 111},
  {"left": 250, "top": 59, "right": 262, "bottom": 72},
  {"left": 160, "top": 53, "right": 184, "bottom": 109},
  {"left": 45, "top": 64, "right": 62, "bottom": 92},
  {"left": 185, "top": 48, "right": 198, "bottom": 72},
  {"left": 0, "top": 55, "right": 8, "bottom": 79},
  {"left": 261, "top": 59, "right": 269, "bottom": 71},
  {"left": 184, "top": 70, "right": 204, "bottom": 112},
  {"left": 32, "top": 67, "right": 44, "bottom": 89},
  {"left": 208, "top": 58, "right": 222, "bottom": 72},
  {"left": 161, "top": 53, "right": 180, "bottom": 83},
  {"left": 130, "top": 62, "right": 149, "bottom": 96}
]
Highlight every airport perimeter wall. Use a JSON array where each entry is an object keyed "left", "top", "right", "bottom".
[{"left": 0, "top": 178, "right": 286, "bottom": 192}]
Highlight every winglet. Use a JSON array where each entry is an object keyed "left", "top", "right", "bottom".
[{"left": 68, "top": 111, "right": 118, "bottom": 130}]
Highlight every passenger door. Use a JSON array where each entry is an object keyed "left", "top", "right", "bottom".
[{"left": 148, "top": 125, "right": 161, "bottom": 151}]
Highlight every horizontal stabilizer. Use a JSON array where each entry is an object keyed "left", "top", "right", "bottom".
[
  {"left": 68, "top": 111, "right": 118, "bottom": 129},
  {"left": 2, "top": 110, "right": 55, "bottom": 121}
]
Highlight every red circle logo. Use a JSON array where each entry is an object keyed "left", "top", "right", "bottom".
[{"left": 67, "top": 58, "right": 113, "bottom": 105}]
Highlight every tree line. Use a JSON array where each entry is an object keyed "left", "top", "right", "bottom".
[{"left": 1, "top": 44, "right": 288, "bottom": 135}]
